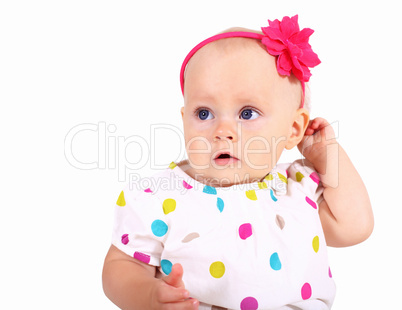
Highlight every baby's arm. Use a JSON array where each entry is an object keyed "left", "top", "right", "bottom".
[
  {"left": 102, "top": 245, "right": 199, "bottom": 309},
  {"left": 298, "top": 118, "right": 374, "bottom": 247}
]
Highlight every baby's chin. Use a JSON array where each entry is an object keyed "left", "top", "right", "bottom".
[{"left": 194, "top": 169, "right": 266, "bottom": 188}]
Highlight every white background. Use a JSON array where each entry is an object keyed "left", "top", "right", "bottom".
[{"left": 1, "top": 0, "right": 401, "bottom": 309}]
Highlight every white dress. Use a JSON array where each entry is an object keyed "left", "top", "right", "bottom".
[{"left": 112, "top": 160, "right": 336, "bottom": 309}]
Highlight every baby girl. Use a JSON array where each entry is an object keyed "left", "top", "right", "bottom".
[{"left": 102, "top": 15, "right": 374, "bottom": 310}]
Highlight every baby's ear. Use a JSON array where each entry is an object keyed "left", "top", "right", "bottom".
[
  {"left": 181, "top": 106, "right": 184, "bottom": 119},
  {"left": 285, "top": 108, "right": 309, "bottom": 150}
]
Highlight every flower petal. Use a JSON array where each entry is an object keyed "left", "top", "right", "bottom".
[
  {"left": 261, "top": 37, "right": 286, "bottom": 55},
  {"left": 293, "top": 61, "right": 312, "bottom": 82},
  {"left": 287, "top": 41, "right": 303, "bottom": 58},
  {"left": 261, "top": 15, "right": 320, "bottom": 83},
  {"left": 277, "top": 53, "right": 292, "bottom": 76},
  {"left": 268, "top": 18, "right": 281, "bottom": 29},
  {"left": 300, "top": 64, "right": 312, "bottom": 82},
  {"left": 262, "top": 26, "right": 285, "bottom": 43},
  {"left": 299, "top": 49, "right": 321, "bottom": 67},
  {"left": 280, "top": 15, "right": 300, "bottom": 39},
  {"left": 291, "top": 15, "right": 299, "bottom": 27},
  {"left": 291, "top": 28, "right": 314, "bottom": 45}
]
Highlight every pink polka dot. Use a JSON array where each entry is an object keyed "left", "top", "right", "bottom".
[
  {"left": 240, "top": 297, "right": 258, "bottom": 310},
  {"left": 301, "top": 282, "right": 312, "bottom": 300},
  {"left": 310, "top": 172, "right": 320, "bottom": 185},
  {"left": 144, "top": 188, "right": 152, "bottom": 193},
  {"left": 133, "top": 251, "right": 150, "bottom": 264},
  {"left": 239, "top": 223, "right": 253, "bottom": 240},
  {"left": 183, "top": 180, "right": 193, "bottom": 189},
  {"left": 305, "top": 196, "right": 317, "bottom": 209},
  {"left": 329, "top": 267, "right": 332, "bottom": 278},
  {"left": 121, "top": 234, "right": 129, "bottom": 245}
]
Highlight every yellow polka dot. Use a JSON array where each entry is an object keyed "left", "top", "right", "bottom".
[
  {"left": 210, "top": 261, "right": 225, "bottom": 278},
  {"left": 277, "top": 172, "right": 288, "bottom": 184},
  {"left": 116, "top": 191, "right": 126, "bottom": 207},
  {"left": 296, "top": 171, "right": 305, "bottom": 182},
  {"left": 258, "top": 182, "right": 268, "bottom": 189},
  {"left": 169, "top": 162, "right": 177, "bottom": 169},
  {"left": 245, "top": 189, "right": 257, "bottom": 200},
  {"left": 265, "top": 174, "right": 274, "bottom": 181},
  {"left": 312, "top": 236, "right": 319, "bottom": 253},
  {"left": 163, "top": 198, "right": 176, "bottom": 214}
]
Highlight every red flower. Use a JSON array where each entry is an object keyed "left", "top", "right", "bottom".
[{"left": 261, "top": 15, "right": 320, "bottom": 83}]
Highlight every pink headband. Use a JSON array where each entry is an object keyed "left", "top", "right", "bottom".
[{"left": 180, "top": 15, "right": 320, "bottom": 108}]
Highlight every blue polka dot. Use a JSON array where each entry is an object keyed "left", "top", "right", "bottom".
[
  {"left": 270, "top": 189, "right": 278, "bottom": 202},
  {"left": 161, "top": 259, "right": 173, "bottom": 275},
  {"left": 151, "top": 219, "right": 168, "bottom": 237},
  {"left": 203, "top": 185, "right": 217, "bottom": 195},
  {"left": 270, "top": 252, "right": 282, "bottom": 271},
  {"left": 217, "top": 197, "right": 224, "bottom": 212}
]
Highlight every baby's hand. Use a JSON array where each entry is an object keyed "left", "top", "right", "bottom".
[
  {"left": 151, "top": 263, "right": 199, "bottom": 309},
  {"left": 297, "top": 117, "right": 338, "bottom": 173}
]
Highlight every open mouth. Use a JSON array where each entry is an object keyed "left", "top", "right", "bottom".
[
  {"left": 214, "top": 152, "right": 239, "bottom": 165},
  {"left": 216, "top": 153, "right": 231, "bottom": 159}
]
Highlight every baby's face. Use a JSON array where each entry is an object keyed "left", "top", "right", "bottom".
[{"left": 181, "top": 40, "right": 303, "bottom": 186}]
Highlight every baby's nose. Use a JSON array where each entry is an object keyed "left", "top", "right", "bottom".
[
  {"left": 213, "top": 120, "right": 238, "bottom": 142},
  {"left": 214, "top": 134, "right": 234, "bottom": 141}
]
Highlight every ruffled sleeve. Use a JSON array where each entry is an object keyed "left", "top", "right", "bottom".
[
  {"left": 111, "top": 183, "right": 165, "bottom": 266},
  {"left": 286, "top": 159, "right": 324, "bottom": 208}
]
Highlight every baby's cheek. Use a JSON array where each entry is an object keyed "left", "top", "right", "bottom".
[
  {"left": 243, "top": 153, "right": 271, "bottom": 171},
  {"left": 243, "top": 136, "right": 269, "bottom": 153},
  {"left": 186, "top": 139, "right": 211, "bottom": 166},
  {"left": 242, "top": 137, "right": 284, "bottom": 170}
]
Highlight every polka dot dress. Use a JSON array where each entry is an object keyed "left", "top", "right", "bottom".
[{"left": 112, "top": 160, "right": 336, "bottom": 309}]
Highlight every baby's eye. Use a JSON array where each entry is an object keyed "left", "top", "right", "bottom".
[
  {"left": 240, "top": 109, "right": 260, "bottom": 120},
  {"left": 198, "top": 109, "right": 213, "bottom": 120}
]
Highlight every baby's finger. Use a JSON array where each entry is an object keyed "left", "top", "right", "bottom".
[
  {"left": 304, "top": 126, "right": 316, "bottom": 136},
  {"left": 155, "top": 284, "right": 189, "bottom": 303},
  {"left": 163, "top": 298, "right": 199, "bottom": 310},
  {"left": 304, "top": 120, "right": 317, "bottom": 136},
  {"left": 163, "top": 264, "right": 185, "bottom": 288},
  {"left": 305, "top": 118, "right": 329, "bottom": 136},
  {"left": 312, "top": 118, "right": 330, "bottom": 131}
]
